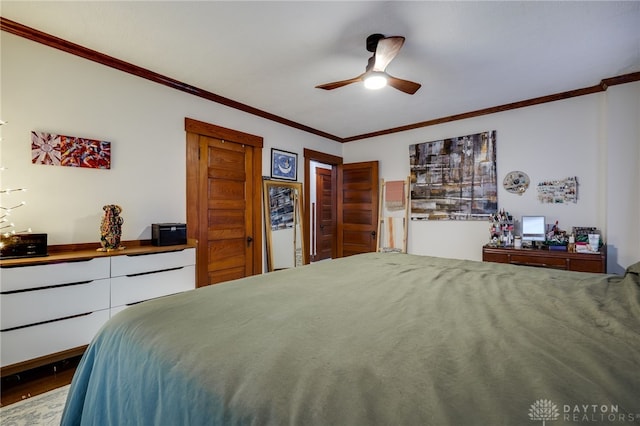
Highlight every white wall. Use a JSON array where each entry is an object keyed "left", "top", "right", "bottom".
[
  {"left": 343, "top": 83, "right": 640, "bottom": 273},
  {"left": 2, "top": 32, "right": 638, "bottom": 274},
  {"left": 603, "top": 83, "right": 640, "bottom": 273},
  {"left": 0, "top": 33, "right": 341, "bottom": 246}
]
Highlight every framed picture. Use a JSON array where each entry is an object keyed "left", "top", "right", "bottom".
[{"left": 271, "top": 148, "right": 297, "bottom": 181}]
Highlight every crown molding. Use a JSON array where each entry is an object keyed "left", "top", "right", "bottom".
[
  {"left": 0, "top": 17, "right": 340, "bottom": 143},
  {"left": 3, "top": 17, "right": 639, "bottom": 144}
]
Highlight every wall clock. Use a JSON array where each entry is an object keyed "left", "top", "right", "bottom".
[{"left": 503, "top": 171, "right": 530, "bottom": 195}]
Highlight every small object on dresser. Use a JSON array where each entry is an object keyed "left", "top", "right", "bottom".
[
  {"left": 98, "top": 204, "right": 124, "bottom": 252},
  {"left": 514, "top": 236, "right": 522, "bottom": 249},
  {"left": 488, "top": 209, "right": 514, "bottom": 246},
  {"left": 588, "top": 233, "right": 601, "bottom": 253},
  {"left": 543, "top": 220, "right": 568, "bottom": 251},
  {"left": 0, "top": 233, "right": 48, "bottom": 258},
  {"left": 573, "top": 227, "right": 602, "bottom": 253},
  {"left": 152, "top": 223, "right": 187, "bottom": 246}
]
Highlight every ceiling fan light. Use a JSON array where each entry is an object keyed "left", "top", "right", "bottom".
[{"left": 363, "top": 73, "right": 387, "bottom": 90}]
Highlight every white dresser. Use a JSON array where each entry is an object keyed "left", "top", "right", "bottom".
[
  {"left": 0, "top": 243, "right": 195, "bottom": 375},
  {"left": 110, "top": 249, "right": 196, "bottom": 317}
]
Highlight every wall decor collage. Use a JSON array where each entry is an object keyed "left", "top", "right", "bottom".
[{"left": 407, "top": 127, "right": 580, "bottom": 224}]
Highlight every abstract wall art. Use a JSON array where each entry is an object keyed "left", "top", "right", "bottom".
[
  {"left": 409, "top": 130, "right": 497, "bottom": 220},
  {"left": 31, "top": 131, "right": 111, "bottom": 169}
]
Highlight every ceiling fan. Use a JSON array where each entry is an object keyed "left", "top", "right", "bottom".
[{"left": 316, "top": 33, "right": 421, "bottom": 95}]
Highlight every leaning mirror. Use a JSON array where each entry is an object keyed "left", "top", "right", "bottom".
[{"left": 263, "top": 179, "right": 306, "bottom": 272}]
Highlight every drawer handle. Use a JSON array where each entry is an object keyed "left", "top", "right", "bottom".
[
  {"left": 0, "top": 280, "right": 96, "bottom": 295},
  {"left": 510, "top": 261, "right": 565, "bottom": 270},
  {"left": 0, "top": 311, "right": 93, "bottom": 332},
  {"left": 0, "top": 257, "right": 97, "bottom": 269},
  {"left": 125, "top": 249, "right": 185, "bottom": 257},
  {"left": 126, "top": 266, "right": 184, "bottom": 277}
]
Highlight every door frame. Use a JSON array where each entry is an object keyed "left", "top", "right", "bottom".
[
  {"left": 185, "top": 117, "right": 263, "bottom": 287},
  {"left": 303, "top": 148, "right": 343, "bottom": 265}
]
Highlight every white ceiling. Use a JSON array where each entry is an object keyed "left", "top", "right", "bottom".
[{"left": 3, "top": 1, "right": 640, "bottom": 141}]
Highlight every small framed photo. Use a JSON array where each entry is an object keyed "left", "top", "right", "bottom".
[{"left": 271, "top": 148, "right": 298, "bottom": 181}]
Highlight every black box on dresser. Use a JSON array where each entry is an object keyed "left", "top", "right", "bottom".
[
  {"left": 0, "top": 233, "right": 48, "bottom": 259},
  {"left": 151, "top": 223, "right": 187, "bottom": 246}
]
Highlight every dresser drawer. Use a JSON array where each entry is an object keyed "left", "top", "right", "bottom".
[
  {"left": 482, "top": 252, "right": 508, "bottom": 264},
  {"left": 1, "top": 278, "right": 110, "bottom": 330},
  {"left": 1, "top": 310, "right": 110, "bottom": 367},
  {"left": 110, "top": 248, "right": 195, "bottom": 277},
  {"left": 0, "top": 257, "right": 110, "bottom": 292},
  {"left": 509, "top": 253, "right": 567, "bottom": 269},
  {"left": 111, "top": 264, "right": 195, "bottom": 308},
  {"left": 567, "top": 258, "right": 604, "bottom": 273}
]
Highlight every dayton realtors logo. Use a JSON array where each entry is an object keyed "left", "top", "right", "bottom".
[
  {"left": 529, "top": 399, "right": 560, "bottom": 425},
  {"left": 529, "top": 399, "right": 639, "bottom": 424},
  {"left": 563, "top": 404, "right": 637, "bottom": 423}
]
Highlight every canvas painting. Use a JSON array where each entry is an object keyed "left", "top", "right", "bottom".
[
  {"left": 409, "top": 130, "right": 497, "bottom": 220},
  {"left": 32, "top": 131, "right": 111, "bottom": 169}
]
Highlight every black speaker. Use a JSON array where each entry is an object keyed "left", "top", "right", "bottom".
[
  {"left": 151, "top": 223, "right": 187, "bottom": 246},
  {"left": 0, "top": 233, "right": 48, "bottom": 259}
]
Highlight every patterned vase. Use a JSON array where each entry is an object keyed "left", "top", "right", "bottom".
[{"left": 99, "top": 204, "right": 124, "bottom": 251}]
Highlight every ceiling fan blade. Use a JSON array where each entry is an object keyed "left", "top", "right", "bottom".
[
  {"left": 315, "top": 74, "right": 364, "bottom": 90},
  {"left": 387, "top": 75, "right": 422, "bottom": 95},
  {"left": 372, "top": 36, "right": 405, "bottom": 72}
]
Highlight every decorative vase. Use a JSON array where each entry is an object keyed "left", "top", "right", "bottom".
[{"left": 98, "top": 204, "right": 124, "bottom": 251}]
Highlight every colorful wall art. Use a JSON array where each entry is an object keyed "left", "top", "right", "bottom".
[
  {"left": 409, "top": 130, "right": 497, "bottom": 220},
  {"left": 31, "top": 131, "right": 111, "bottom": 169}
]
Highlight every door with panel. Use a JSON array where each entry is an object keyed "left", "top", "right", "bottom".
[
  {"left": 185, "top": 118, "right": 263, "bottom": 287},
  {"left": 314, "top": 166, "right": 335, "bottom": 261},
  {"left": 201, "top": 137, "right": 254, "bottom": 284},
  {"left": 337, "top": 161, "right": 379, "bottom": 257}
]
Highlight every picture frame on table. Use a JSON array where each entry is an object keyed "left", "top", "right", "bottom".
[{"left": 271, "top": 148, "right": 297, "bottom": 181}]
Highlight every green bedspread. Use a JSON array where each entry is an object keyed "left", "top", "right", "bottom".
[{"left": 62, "top": 253, "right": 640, "bottom": 425}]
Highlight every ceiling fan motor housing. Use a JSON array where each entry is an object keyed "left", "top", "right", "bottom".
[{"left": 366, "top": 33, "right": 385, "bottom": 52}]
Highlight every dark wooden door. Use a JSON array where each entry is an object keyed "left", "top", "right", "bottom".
[
  {"left": 337, "top": 161, "right": 379, "bottom": 257},
  {"left": 314, "top": 166, "right": 335, "bottom": 261},
  {"left": 185, "top": 118, "right": 262, "bottom": 287}
]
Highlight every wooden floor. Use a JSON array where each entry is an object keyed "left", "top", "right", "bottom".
[{"left": 0, "top": 356, "right": 80, "bottom": 407}]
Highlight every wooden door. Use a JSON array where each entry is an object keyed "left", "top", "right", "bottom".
[
  {"left": 303, "top": 149, "right": 343, "bottom": 265},
  {"left": 201, "top": 136, "right": 254, "bottom": 284},
  {"left": 186, "top": 118, "right": 262, "bottom": 287},
  {"left": 337, "top": 161, "right": 379, "bottom": 257},
  {"left": 314, "top": 166, "right": 335, "bottom": 261}
]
